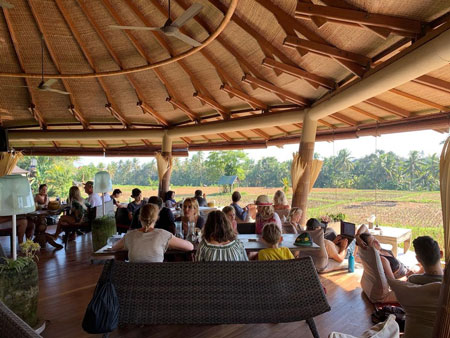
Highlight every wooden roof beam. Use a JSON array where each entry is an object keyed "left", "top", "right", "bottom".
[
  {"left": 98, "top": 140, "right": 108, "bottom": 150},
  {"left": 251, "top": 129, "right": 270, "bottom": 140},
  {"left": 193, "top": 92, "right": 229, "bottom": 119},
  {"left": 331, "top": 113, "right": 357, "bottom": 126},
  {"left": 105, "top": 104, "right": 129, "bottom": 128},
  {"left": 218, "top": 133, "right": 232, "bottom": 142},
  {"left": 166, "top": 97, "right": 199, "bottom": 123},
  {"left": 236, "top": 131, "right": 251, "bottom": 141},
  {"left": 295, "top": 3, "right": 423, "bottom": 35},
  {"left": 284, "top": 35, "right": 370, "bottom": 67},
  {"left": 2, "top": 9, "right": 47, "bottom": 129},
  {"left": 68, "top": 105, "right": 89, "bottom": 129},
  {"left": 389, "top": 88, "right": 447, "bottom": 111},
  {"left": 181, "top": 137, "right": 191, "bottom": 145},
  {"left": 262, "top": 58, "right": 336, "bottom": 90},
  {"left": 242, "top": 74, "right": 310, "bottom": 106},
  {"left": 349, "top": 106, "right": 383, "bottom": 121},
  {"left": 141, "top": 139, "right": 153, "bottom": 147},
  {"left": 318, "top": 119, "right": 335, "bottom": 128},
  {"left": 137, "top": 101, "right": 169, "bottom": 127},
  {"left": 365, "top": 98, "right": 411, "bottom": 118},
  {"left": 220, "top": 84, "right": 267, "bottom": 111},
  {"left": 412, "top": 75, "right": 450, "bottom": 94}
]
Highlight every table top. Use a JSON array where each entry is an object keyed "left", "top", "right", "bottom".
[
  {"left": 95, "top": 233, "right": 319, "bottom": 256},
  {"left": 369, "top": 227, "right": 411, "bottom": 239},
  {"left": 27, "top": 207, "right": 67, "bottom": 216}
]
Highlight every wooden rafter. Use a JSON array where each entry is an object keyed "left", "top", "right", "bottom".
[
  {"left": 331, "top": 113, "right": 357, "bottom": 126},
  {"left": 256, "top": 0, "right": 367, "bottom": 77},
  {"left": 28, "top": 0, "right": 90, "bottom": 130},
  {"left": 137, "top": 101, "right": 169, "bottom": 127},
  {"left": 284, "top": 35, "right": 370, "bottom": 67},
  {"left": 218, "top": 133, "right": 232, "bottom": 142},
  {"left": 59, "top": 0, "right": 131, "bottom": 127},
  {"left": 242, "top": 74, "right": 309, "bottom": 106},
  {"left": 251, "top": 129, "right": 270, "bottom": 140},
  {"left": 98, "top": 140, "right": 108, "bottom": 149},
  {"left": 181, "top": 137, "right": 192, "bottom": 145},
  {"left": 141, "top": 139, "right": 153, "bottom": 147},
  {"left": 294, "top": 123, "right": 303, "bottom": 129},
  {"left": 105, "top": 104, "right": 129, "bottom": 127},
  {"left": 389, "top": 88, "right": 447, "bottom": 111},
  {"left": 318, "top": 119, "right": 335, "bottom": 128},
  {"left": 262, "top": 58, "right": 335, "bottom": 90},
  {"left": 193, "top": 92, "right": 229, "bottom": 119},
  {"left": 365, "top": 98, "right": 411, "bottom": 118},
  {"left": 349, "top": 106, "right": 382, "bottom": 121},
  {"left": 220, "top": 84, "right": 267, "bottom": 111},
  {"left": 236, "top": 131, "right": 251, "bottom": 141},
  {"left": 412, "top": 75, "right": 450, "bottom": 94},
  {"left": 166, "top": 97, "right": 199, "bottom": 122},
  {"left": 2, "top": 9, "right": 47, "bottom": 129},
  {"left": 295, "top": 3, "right": 423, "bottom": 35},
  {"left": 275, "top": 126, "right": 288, "bottom": 135}
]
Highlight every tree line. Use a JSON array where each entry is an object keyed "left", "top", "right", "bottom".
[{"left": 17, "top": 149, "right": 439, "bottom": 197}]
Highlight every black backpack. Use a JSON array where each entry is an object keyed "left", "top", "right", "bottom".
[
  {"left": 82, "top": 260, "right": 119, "bottom": 335},
  {"left": 372, "top": 305, "right": 405, "bottom": 332}
]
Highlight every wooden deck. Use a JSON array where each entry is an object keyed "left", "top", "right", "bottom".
[{"left": 1, "top": 228, "right": 374, "bottom": 338}]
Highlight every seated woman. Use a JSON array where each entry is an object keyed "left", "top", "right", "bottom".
[
  {"left": 282, "top": 207, "right": 303, "bottom": 234},
  {"left": 127, "top": 188, "right": 144, "bottom": 222},
  {"left": 230, "top": 191, "right": 249, "bottom": 222},
  {"left": 195, "top": 210, "right": 248, "bottom": 261},
  {"left": 112, "top": 204, "right": 193, "bottom": 263},
  {"left": 110, "top": 188, "right": 125, "bottom": 208},
  {"left": 51, "top": 186, "right": 87, "bottom": 239},
  {"left": 222, "top": 206, "right": 237, "bottom": 232},
  {"left": 175, "top": 198, "right": 205, "bottom": 237},
  {"left": 34, "top": 184, "right": 49, "bottom": 209},
  {"left": 164, "top": 190, "right": 177, "bottom": 209},
  {"left": 255, "top": 195, "right": 282, "bottom": 234},
  {"left": 356, "top": 224, "right": 409, "bottom": 279},
  {"left": 307, "top": 218, "right": 349, "bottom": 263},
  {"left": 273, "top": 190, "right": 290, "bottom": 211}
]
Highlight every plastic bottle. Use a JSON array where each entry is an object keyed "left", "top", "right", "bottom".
[{"left": 348, "top": 251, "right": 355, "bottom": 273}]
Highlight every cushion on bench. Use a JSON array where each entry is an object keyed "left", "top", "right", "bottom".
[{"left": 98, "top": 258, "right": 330, "bottom": 327}]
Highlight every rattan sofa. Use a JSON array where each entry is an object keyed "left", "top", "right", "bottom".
[
  {"left": 95, "top": 257, "right": 330, "bottom": 337},
  {"left": 0, "top": 301, "right": 42, "bottom": 338}
]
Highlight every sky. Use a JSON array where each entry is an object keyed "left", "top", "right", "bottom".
[{"left": 75, "top": 130, "right": 449, "bottom": 166}]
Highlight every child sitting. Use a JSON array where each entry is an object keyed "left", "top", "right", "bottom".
[{"left": 258, "top": 223, "right": 294, "bottom": 261}]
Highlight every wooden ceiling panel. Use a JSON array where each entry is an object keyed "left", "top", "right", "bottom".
[
  {"left": 397, "top": 81, "right": 450, "bottom": 107},
  {"left": 374, "top": 91, "right": 436, "bottom": 114}
]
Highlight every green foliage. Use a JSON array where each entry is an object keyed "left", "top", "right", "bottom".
[
  {"left": 91, "top": 216, "right": 116, "bottom": 251},
  {"left": 0, "top": 240, "right": 40, "bottom": 273},
  {"left": 281, "top": 177, "right": 290, "bottom": 193},
  {"left": 327, "top": 212, "right": 346, "bottom": 221}
]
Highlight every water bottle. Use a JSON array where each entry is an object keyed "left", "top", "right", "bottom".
[
  {"left": 175, "top": 221, "right": 184, "bottom": 239},
  {"left": 348, "top": 251, "right": 355, "bottom": 273}
]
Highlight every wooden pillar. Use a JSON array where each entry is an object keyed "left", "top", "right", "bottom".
[
  {"left": 292, "top": 114, "right": 317, "bottom": 226},
  {"left": 158, "top": 132, "right": 173, "bottom": 200},
  {"left": 433, "top": 264, "right": 450, "bottom": 337}
]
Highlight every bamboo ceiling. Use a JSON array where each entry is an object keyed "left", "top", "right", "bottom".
[{"left": 0, "top": 0, "right": 450, "bottom": 156}]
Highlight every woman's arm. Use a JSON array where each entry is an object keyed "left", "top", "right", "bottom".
[
  {"left": 355, "top": 224, "right": 369, "bottom": 249},
  {"left": 112, "top": 237, "right": 125, "bottom": 251},
  {"left": 168, "top": 236, "right": 194, "bottom": 251},
  {"left": 380, "top": 256, "right": 395, "bottom": 280}
]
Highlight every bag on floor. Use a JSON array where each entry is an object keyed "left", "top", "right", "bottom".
[
  {"left": 371, "top": 305, "right": 405, "bottom": 332},
  {"left": 82, "top": 260, "right": 119, "bottom": 334}
]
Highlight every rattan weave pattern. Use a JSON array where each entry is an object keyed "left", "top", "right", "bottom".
[
  {"left": 99, "top": 257, "right": 330, "bottom": 326},
  {"left": 0, "top": 301, "right": 42, "bottom": 338}
]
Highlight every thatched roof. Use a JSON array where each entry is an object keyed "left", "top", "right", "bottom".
[{"left": 0, "top": 0, "right": 449, "bottom": 156}]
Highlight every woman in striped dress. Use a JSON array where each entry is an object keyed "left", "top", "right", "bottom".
[{"left": 195, "top": 211, "right": 248, "bottom": 262}]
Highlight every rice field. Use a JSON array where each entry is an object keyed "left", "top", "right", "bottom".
[{"left": 113, "top": 185, "right": 444, "bottom": 250}]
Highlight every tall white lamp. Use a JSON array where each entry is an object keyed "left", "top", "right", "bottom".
[
  {"left": 0, "top": 175, "right": 35, "bottom": 260},
  {"left": 94, "top": 171, "right": 112, "bottom": 216}
]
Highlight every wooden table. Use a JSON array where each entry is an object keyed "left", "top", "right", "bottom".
[
  {"left": 27, "top": 209, "right": 66, "bottom": 250},
  {"left": 369, "top": 227, "right": 412, "bottom": 257},
  {"left": 93, "top": 233, "right": 319, "bottom": 261}
]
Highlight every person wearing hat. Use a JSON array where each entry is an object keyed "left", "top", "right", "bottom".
[
  {"left": 127, "top": 188, "right": 144, "bottom": 222},
  {"left": 255, "top": 195, "right": 282, "bottom": 235},
  {"left": 84, "top": 180, "right": 102, "bottom": 208}
]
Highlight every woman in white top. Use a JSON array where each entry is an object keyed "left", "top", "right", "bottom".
[{"left": 113, "top": 204, "right": 193, "bottom": 263}]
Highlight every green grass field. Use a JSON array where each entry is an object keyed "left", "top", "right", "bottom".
[{"left": 112, "top": 185, "right": 444, "bottom": 251}]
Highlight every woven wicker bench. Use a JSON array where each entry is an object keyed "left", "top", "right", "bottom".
[
  {"left": 97, "top": 257, "right": 330, "bottom": 337},
  {"left": 0, "top": 301, "right": 42, "bottom": 338}
]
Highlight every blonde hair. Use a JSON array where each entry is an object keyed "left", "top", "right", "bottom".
[
  {"left": 273, "top": 190, "right": 288, "bottom": 206},
  {"left": 257, "top": 205, "right": 275, "bottom": 220},
  {"left": 183, "top": 197, "right": 199, "bottom": 217},
  {"left": 222, "top": 206, "right": 234, "bottom": 215},
  {"left": 262, "top": 223, "right": 281, "bottom": 245},
  {"left": 68, "top": 186, "right": 86, "bottom": 209},
  {"left": 139, "top": 204, "right": 159, "bottom": 231},
  {"left": 287, "top": 207, "right": 302, "bottom": 223}
]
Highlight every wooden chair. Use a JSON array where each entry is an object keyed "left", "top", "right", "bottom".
[{"left": 61, "top": 207, "right": 96, "bottom": 249}]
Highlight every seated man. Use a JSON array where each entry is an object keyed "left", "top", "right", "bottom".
[
  {"left": 194, "top": 189, "right": 207, "bottom": 207},
  {"left": 307, "top": 218, "right": 349, "bottom": 263},
  {"left": 131, "top": 196, "right": 175, "bottom": 234},
  {"left": 84, "top": 181, "right": 102, "bottom": 208},
  {"left": 127, "top": 188, "right": 143, "bottom": 222},
  {"left": 230, "top": 191, "right": 249, "bottom": 222},
  {"left": 408, "top": 236, "right": 443, "bottom": 285},
  {"left": 0, "top": 215, "right": 34, "bottom": 245}
]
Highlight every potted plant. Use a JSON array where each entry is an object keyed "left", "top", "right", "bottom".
[
  {"left": 321, "top": 213, "right": 346, "bottom": 233},
  {"left": 91, "top": 216, "right": 116, "bottom": 252},
  {"left": 0, "top": 240, "right": 40, "bottom": 327}
]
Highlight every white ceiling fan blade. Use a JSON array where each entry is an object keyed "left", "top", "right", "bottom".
[
  {"left": 0, "top": 1, "right": 14, "bottom": 9},
  {"left": 43, "top": 78, "right": 57, "bottom": 88},
  {"left": 109, "top": 25, "right": 160, "bottom": 31},
  {"left": 43, "top": 88, "right": 70, "bottom": 95},
  {"left": 171, "top": 30, "right": 202, "bottom": 47},
  {"left": 171, "top": 3, "right": 203, "bottom": 28}
]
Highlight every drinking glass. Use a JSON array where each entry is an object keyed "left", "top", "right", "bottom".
[{"left": 175, "top": 221, "right": 184, "bottom": 239}]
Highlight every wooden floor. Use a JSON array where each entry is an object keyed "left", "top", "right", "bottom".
[{"left": 1, "top": 228, "right": 374, "bottom": 338}]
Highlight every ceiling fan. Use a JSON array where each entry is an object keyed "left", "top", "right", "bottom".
[
  {"left": 1, "top": 36, "right": 70, "bottom": 95},
  {"left": 110, "top": 1, "right": 203, "bottom": 47},
  {"left": 0, "top": 1, "right": 14, "bottom": 9}
]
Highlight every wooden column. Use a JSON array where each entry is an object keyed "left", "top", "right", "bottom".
[
  {"left": 158, "top": 132, "right": 173, "bottom": 200},
  {"left": 292, "top": 114, "right": 317, "bottom": 225}
]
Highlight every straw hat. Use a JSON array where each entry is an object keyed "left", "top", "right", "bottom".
[{"left": 255, "top": 195, "right": 272, "bottom": 206}]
